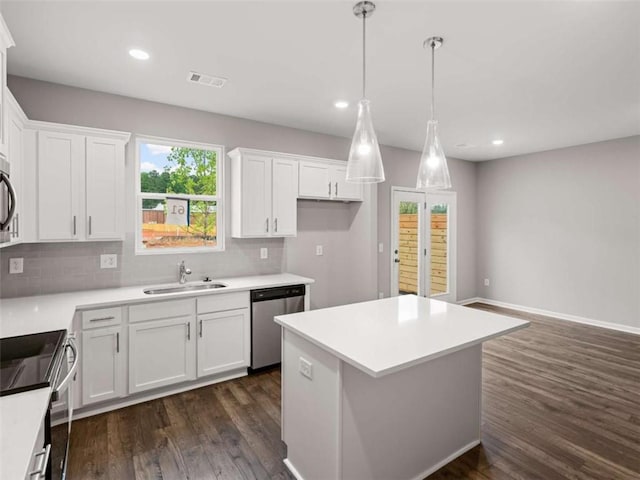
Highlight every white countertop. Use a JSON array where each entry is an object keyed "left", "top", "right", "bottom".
[
  {"left": 0, "top": 272, "right": 313, "bottom": 480},
  {"left": 275, "top": 294, "right": 529, "bottom": 378},
  {"left": 0, "top": 273, "right": 314, "bottom": 338}
]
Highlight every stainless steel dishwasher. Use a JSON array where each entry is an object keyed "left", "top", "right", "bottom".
[{"left": 250, "top": 284, "right": 305, "bottom": 370}]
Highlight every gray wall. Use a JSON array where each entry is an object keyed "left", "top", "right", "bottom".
[
  {"left": 476, "top": 136, "right": 640, "bottom": 328},
  {"left": 376, "top": 148, "right": 477, "bottom": 301},
  {"left": 0, "top": 76, "right": 379, "bottom": 308}
]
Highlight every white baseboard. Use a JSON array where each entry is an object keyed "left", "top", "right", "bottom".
[
  {"left": 462, "top": 297, "right": 640, "bottom": 336},
  {"left": 410, "top": 439, "right": 481, "bottom": 480}
]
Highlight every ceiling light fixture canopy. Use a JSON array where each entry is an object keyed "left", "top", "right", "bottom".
[
  {"left": 416, "top": 36, "right": 451, "bottom": 190},
  {"left": 346, "top": 1, "right": 385, "bottom": 184},
  {"left": 128, "top": 48, "right": 150, "bottom": 60}
]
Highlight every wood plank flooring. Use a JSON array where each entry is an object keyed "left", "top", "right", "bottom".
[{"left": 63, "top": 304, "right": 640, "bottom": 479}]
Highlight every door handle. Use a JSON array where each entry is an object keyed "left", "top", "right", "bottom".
[
  {"left": 266, "top": 218, "right": 269, "bottom": 233},
  {"left": 187, "top": 322, "right": 191, "bottom": 341},
  {"left": 274, "top": 218, "right": 278, "bottom": 233},
  {"left": 88, "top": 215, "right": 92, "bottom": 235},
  {"left": 335, "top": 182, "right": 338, "bottom": 196},
  {"left": 73, "top": 215, "right": 77, "bottom": 235},
  {"left": 328, "top": 182, "right": 331, "bottom": 196},
  {"left": 199, "top": 319, "right": 203, "bottom": 338}
]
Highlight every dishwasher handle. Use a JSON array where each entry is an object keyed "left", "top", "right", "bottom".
[{"left": 251, "top": 284, "right": 306, "bottom": 302}]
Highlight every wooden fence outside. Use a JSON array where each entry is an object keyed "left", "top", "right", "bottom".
[{"left": 398, "top": 213, "right": 448, "bottom": 295}]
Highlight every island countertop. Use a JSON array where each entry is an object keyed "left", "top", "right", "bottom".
[{"left": 275, "top": 294, "right": 529, "bottom": 378}]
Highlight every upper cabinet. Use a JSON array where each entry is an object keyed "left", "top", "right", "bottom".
[
  {"left": 298, "top": 160, "right": 362, "bottom": 201},
  {"left": 230, "top": 148, "right": 298, "bottom": 238},
  {"left": 229, "top": 148, "right": 362, "bottom": 239},
  {"left": 0, "top": 15, "right": 15, "bottom": 161},
  {"left": 33, "top": 123, "right": 130, "bottom": 242},
  {"left": 6, "top": 91, "right": 25, "bottom": 243}
]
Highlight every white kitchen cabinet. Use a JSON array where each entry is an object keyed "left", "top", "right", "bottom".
[
  {"left": 230, "top": 148, "right": 298, "bottom": 238},
  {"left": 6, "top": 92, "right": 26, "bottom": 243},
  {"left": 37, "top": 131, "right": 84, "bottom": 241},
  {"left": 85, "top": 136, "right": 125, "bottom": 240},
  {"left": 0, "top": 16, "right": 15, "bottom": 161},
  {"left": 34, "top": 123, "right": 129, "bottom": 242},
  {"left": 299, "top": 160, "right": 362, "bottom": 201},
  {"left": 197, "top": 308, "right": 250, "bottom": 377},
  {"left": 81, "top": 326, "right": 125, "bottom": 405},
  {"left": 129, "top": 316, "right": 196, "bottom": 394}
]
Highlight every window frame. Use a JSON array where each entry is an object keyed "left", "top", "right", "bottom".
[{"left": 134, "top": 134, "right": 225, "bottom": 255}]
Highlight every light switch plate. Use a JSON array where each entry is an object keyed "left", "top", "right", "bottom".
[
  {"left": 9, "top": 258, "right": 23, "bottom": 274},
  {"left": 260, "top": 248, "right": 268, "bottom": 259},
  {"left": 484, "top": 278, "right": 490, "bottom": 286},
  {"left": 378, "top": 242, "right": 384, "bottom": 253},
  {"left": 299, "top": 357, "right": 313, "bottom": 380},
  {"left": 100, "top": 254, "right": 117, "bottom": 269},
  {"left": 315, "top": 245, "right": 323, "bottom": 256}
]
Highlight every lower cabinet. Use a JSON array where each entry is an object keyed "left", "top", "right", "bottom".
[
  {"left": 128, "top": 316, "right": 196, "bottom": 394},
  {"left": 82, "top": 326, "right": 125, "bottom": 405},
  {"left": 197, "top": 308, "right": 249, "bottom": 377}
]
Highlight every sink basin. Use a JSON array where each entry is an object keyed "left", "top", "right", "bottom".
[{"left": 143, "top": 283, "right": 227, "bottom": 295}]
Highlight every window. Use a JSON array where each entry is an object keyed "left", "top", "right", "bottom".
[{"left": 136, "top": 136, "right": 224, "bottom": 254}]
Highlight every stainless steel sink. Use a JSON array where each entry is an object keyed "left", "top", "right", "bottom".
[{"left": 143, "top": 283, "right": 227, "bottom": 295}]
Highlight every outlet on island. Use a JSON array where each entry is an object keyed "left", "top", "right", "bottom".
[
  {"left": 260, "top": 248, "right": 268, "bottom": 259},
  {"left": 9, "top": 258, "right": 23, "bottom": 274},
  {"left": 299, "top": 357, "right": 313, "bottom": 380}
]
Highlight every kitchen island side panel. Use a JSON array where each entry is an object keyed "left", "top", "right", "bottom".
[
  {"left": 282, "top": 329, "right": 341, "bottom": 479},
  {"left": 340, "top": 344, "right": 482, "bottom": 480}
]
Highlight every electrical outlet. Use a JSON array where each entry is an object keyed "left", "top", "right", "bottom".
[
  {"left": 9, "top": 258, "right": 23, "bottom": 274},
  {"left": 299, "top": 357, "right": 313, "bottom": 380},
  {"left": 315, "top": 245, "right": 323, "bottom": 256},
  {"left": 378, "top": 242, "right": 384, "bottom": 253},
  {"left": 378, "top": 292, "right": 384, "bottom": 299},
  {"left": 484, "top": 278, "right": 490, "bottom": 287},
  {"left": 260, "top": 248, "right": 268, "bottom": 259},
  {"left": 100, "top": 254, "right": 117, "bottom": 269}
]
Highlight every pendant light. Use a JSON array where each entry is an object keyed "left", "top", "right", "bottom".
[
  {"left": 416, "top": 36, "right": 451, "bottom": 190},
  {"left": 346, "top": 1, "right": 385, "bottom": 184}
]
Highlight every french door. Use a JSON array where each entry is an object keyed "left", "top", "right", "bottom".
[{"left": 390, "top": 188, "right": 457, "bottom": 302}]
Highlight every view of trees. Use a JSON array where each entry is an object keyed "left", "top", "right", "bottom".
[{"left": 140, "top": 146, "right": 218, "bottom": 247}]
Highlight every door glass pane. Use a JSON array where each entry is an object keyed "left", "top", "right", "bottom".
[
  {"left": 397, "top": 201, "right": 419, "bottom": 295},
  {"left": 430, "top": 204, "right": 448, "bottom": 295}
]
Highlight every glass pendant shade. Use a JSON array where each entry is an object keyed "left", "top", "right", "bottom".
[
  {"left": 416, "top": 120, "right": 451, "bottom": 189},
  {"left": 346, "top": 98, "right": 385, "bottom": 183}
]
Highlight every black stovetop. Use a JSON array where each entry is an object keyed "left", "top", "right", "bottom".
[{"left": 0, "top": 329, "right": 66, "bottom": 396}]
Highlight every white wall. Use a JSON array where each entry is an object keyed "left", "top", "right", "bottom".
[{"left": 476, "top": 136, "right": 640, "bottom": 329}]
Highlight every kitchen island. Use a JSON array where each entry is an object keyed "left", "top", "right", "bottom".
[{"left": 275, "top": 295, "right": 529, "bottom": 480}]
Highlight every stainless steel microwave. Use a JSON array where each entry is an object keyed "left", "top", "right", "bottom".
[{"left": 0, "top": 157, "right": 17, "bottom": 244}]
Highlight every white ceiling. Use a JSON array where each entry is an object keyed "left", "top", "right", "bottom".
[{"left": 2, "top": 1, "right": 639, "bottom": 161}]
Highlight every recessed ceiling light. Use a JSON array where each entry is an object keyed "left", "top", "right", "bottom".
[
  {"left": 129, "top": 48, "right": 150, "bottom": 61},
  {"left": 492, "top": 139, "right": 504, "bottom": 145},
  {"left": 334, "top": 100, "right": 349, "bottom": 109}
]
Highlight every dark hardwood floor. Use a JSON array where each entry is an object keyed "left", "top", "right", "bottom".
[{"left": 64, "top": 304, "right": 640, "bottom": 479}]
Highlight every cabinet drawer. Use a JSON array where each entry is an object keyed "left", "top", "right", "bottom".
[
  {"left": 82, "top": 307, "right": 122, "bottom": 329},
  {"left": 129, "top": 298, "right": 195, "bottom": 323},
  {"left": 197, "top": 292, "right": 250, "bottom": 314}
]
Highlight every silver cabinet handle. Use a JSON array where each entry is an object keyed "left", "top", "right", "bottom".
[
  {"left": 187, "top": 322, "right": 191, "bottom": 341},
  {"left": 274, "top": 218, "right": 278, "bottom": 233},
  {"left": 328, "top": 181, "right": 331, "bottom": 195},
  {"left": 73, "top": 215, "right": 77, "bottom": 235},
  {"left": 116, "top": 332, "right": 120, "bottom": 353},
  {"left": 199, "top": 319, "right": 203, "bottom": 338},
  {"left": 335, "top": 182, "right": 338, "bottom": 196},
  {"left": 14, "top": 213, "right": 19, "bottom": 238},
  {"left": 28, "top": 443, "right": 51, "bottom": 478},
  {"left": 88, "top": 215, "right": 92, "bottom": 235},
  {"left": 265, "top": 218, "right": 269, "bottom": 233},
  {"left": 89, "top": 316, "right": 115, "bottom": 322}
]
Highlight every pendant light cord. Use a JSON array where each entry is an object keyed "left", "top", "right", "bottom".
[
  {"left": 362, "top": 12, "right": 367, "bottom": 99},
  {"left": 431, "top": 42, "right": 435, "bottom": 120}
]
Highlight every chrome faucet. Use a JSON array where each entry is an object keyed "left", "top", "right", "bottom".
[{"left": 178, "top": 260, "right": 192, "bottom": 284}]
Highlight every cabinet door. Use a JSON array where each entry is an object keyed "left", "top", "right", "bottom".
[
  {"left": 37, "top": 131, "right": 84, "bottom": 240},
  {"left": 129, "top": 316, "right": 196, "bottom": 394},
  {"left": 240, "top": 154, "right": 272, "bottom": 237},
  {"left": 272, "top": 157, "right": 298, "bottom": 237},
  {"left": 81, "top": 326, "right": 125, "bottom": 405},
  {"left": 298, "top": 161, "right": 331, "bottom": 199},
  {"left": 86, "top": 137, "right": 124, "bottom": 240},
  {"left": 197, "top": 308, "right": 249, "bottom": 377},
  {"left": 331, "top": 165, "right": 362, "bottom": 201},
  {"left": 7, "top": 108, "right": 23, "bottom": 242}
]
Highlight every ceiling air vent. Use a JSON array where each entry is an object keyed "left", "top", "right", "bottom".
[{"left": 187, "top": 71, "right": 227, "bottom": 88}]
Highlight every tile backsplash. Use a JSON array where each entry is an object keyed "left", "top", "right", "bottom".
[{"left": 0, "top": 235, "right": 285, "bottom": 298}]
